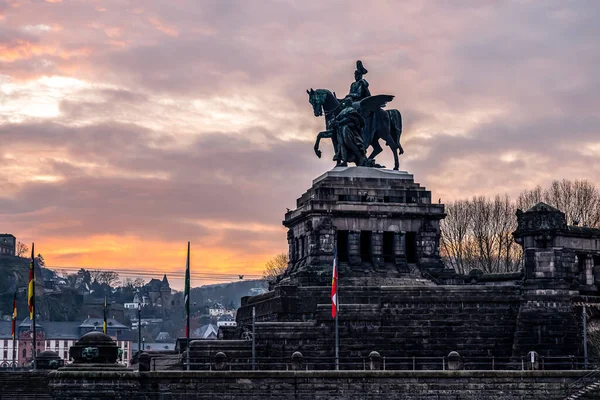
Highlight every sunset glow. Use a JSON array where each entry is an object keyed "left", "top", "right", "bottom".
[{"left": 1, "top": 1, "right": 599, "bottom": 285}]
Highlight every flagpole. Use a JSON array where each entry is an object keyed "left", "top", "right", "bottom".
[
  {"left": 12, "top": 329, "right": 16, "bottom": 371},
  {"left": 331, "top": 246, "right": 340, "bottom": 370},
  {"left": 103, "top": 296, "right": 107, "bottom": 334},
  {"left": 185, "top": 241, "right": 191, "bottom": 371},
  {"left": 31, "top": 243, "right": 36, "bottom": 371},
  {"left": 12, "top": 291, "right": 16, "bottom": 371},
  {"left": 335, "top": 274, "right": 339, "bottom": 371}
]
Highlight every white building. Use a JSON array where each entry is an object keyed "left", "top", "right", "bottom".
[
  {"left": 216, "top": 320, "right": 236, "bottom": 328},
  {"left": 0, "top": 326, "right": 19, "bottom": 368}
]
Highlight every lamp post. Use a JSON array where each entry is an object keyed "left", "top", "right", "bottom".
[
  {"left": 137, "top": 303, "right": 141, "bottom": 355},
  {"left": 584, "top": 304, "right": 588, "bottom": 369},
  {"left": 252, "top": 307, "right": 256, "bottom": 371}
]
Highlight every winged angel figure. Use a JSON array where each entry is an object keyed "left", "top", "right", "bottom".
[{"left": 308, "top": 89, "right": 402, "bottom": 169}]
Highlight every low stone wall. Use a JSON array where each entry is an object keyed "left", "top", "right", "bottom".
[
  {"left": 0, "top": 371, "right": 52, "bottom": 399},
  {"left": 41, "top": 370, "right": 597, "bottom": 400}
]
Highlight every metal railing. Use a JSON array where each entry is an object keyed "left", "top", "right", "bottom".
[{"left": 147, "top": 354, "right": 600, "bottom": 372}]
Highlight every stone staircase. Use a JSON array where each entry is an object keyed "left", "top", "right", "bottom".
[
  {"left": 0, "top": 371, "right": 53, "bottom": 399},
  {"left": 563, "top": 369, "right": 600, "bottom": 400}
]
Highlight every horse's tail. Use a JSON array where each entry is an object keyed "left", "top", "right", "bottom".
[{"left": 387, "top": 109, "right": 402, "bottom": 146}]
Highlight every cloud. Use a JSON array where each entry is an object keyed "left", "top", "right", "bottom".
[{"left": 1, "top": 0, "right": 599, "bottom": 278}]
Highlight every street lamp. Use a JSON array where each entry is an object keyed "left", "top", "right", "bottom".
[{"left": 137, "top": 303, "right": 141, "bottom": 355}]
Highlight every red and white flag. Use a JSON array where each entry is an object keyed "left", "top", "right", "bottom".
[{"left": 331, "top": 249, "right": 338, "bottom": 318}]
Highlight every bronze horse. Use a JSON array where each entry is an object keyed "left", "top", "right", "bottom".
[{"left": 307, "top": 88, "right": 403, "bottom": 170}]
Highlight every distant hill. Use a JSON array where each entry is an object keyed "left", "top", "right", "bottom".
[
  {"left": 0, "top": 255, "right": 48, "bottom": 320},
  {"left": 190, "top": 279, "right": 268, "bottom": 309},
  {"left": 0, "top": 257, "right": 268, "bottom": 323}
]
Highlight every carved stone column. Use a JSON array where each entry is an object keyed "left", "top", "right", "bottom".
[
  {"left": 349, "top": 230, "right": 361, "bottom": 265},
  {"left": 372, "top": 231, "right": 384, "bottom": 268},
  {"left": 586, "top": 254, "right": 594, "bottom": 286},
  {"left": 394, "top": 231, "right": 407, "bottom": 270},
  {"left": 287, "top": 229, "right": 294, "bottom": 263}
]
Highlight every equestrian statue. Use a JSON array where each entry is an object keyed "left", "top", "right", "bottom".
[{"left": 307, "top": 60, "right": 404, "bottom": 170}]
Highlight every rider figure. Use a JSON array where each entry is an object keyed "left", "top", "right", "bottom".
[
  {"left": 345, "top": 60, "right": 371, "bottom": 102},
  {"left": 331, "top": 98, "right": 367, "bottom": 167}
]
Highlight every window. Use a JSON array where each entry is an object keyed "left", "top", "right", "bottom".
[
  {"left": 46, "top": 341, "right": 50, "bottom": 348},
  {"left": 3, "top": 340, "right": 7, "bottom": 347},
  {"left": 124, "top": 342, "right": 128, "bottom": 348},
  {"left": 22, "top": 349, "right": 26, "bottom": 358},
  {"left": 3, "top": 350, "right": 6, "bottom": 359},
  {"left": 117, "top": 329, "right": 122, "bottom": 335},
  {"left": 64, "top": 351, "right": 67, "bottom": 360},
  {"left": 36, "top": 349, "right": 40, "bottom": 356},
  {"left": 64, "top": 341, "right": 68, "bottom": 347}
]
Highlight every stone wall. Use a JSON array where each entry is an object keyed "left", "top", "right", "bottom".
[
  {"left": 232, "top": 285, "right": 523, "bottom": 370},
  {"left": 15, "top": 370, "right": 594, "bottom": 399}
]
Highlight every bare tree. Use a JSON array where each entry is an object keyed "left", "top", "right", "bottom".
[
  {"left": 122, "top": 277, "right": 145, "bottom": 289},
  {"left": 518, "top": 179, "right": 600, "bottom": 228},
  {"left": 517, "top": 185, "right": 544, "bottom": 211},
  {"left": 440, "top": 200, "right": 473, "bottom": 275},
  {"left": 441, "top": 195, "right": 522, "bottom": 275},
  {"left": 36, "top": 253, "right": 45, "bottom": 268},
  {"left": 16, "top": 242, "right": 29, "bottom": 257},
  {"left": 263, "top": 253, "right": 289, "bottom": 279},
  {"left": 89, "top": 269, "right": 120, "bottom": 286}
]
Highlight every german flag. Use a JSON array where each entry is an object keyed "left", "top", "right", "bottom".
[
  {"left": 11, "top": 291, "right": 17, "bottom": 339},
  {"left": 28, "top": 244, "right": 35, "bottom": 319},
  {"left": 331, "top": 248, "right": 338, "bottom": 318},
  {"left": 103, "top": 296, "right": 107, "bottom": 334}
]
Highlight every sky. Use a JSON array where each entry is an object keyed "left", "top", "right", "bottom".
[{"left": 1, "top": 0, "right": 599, "bottom": 287}]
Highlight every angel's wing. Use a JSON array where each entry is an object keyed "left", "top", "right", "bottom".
[{"left": 358, "top": 94, "right": 395, "bottom": 114}]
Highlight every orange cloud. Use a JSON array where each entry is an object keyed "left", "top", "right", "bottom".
[
  {"left": 0, "top": 40, "right": 91, "bottom": 62},
  {"left": 34, "top": 235, "right": 277, "bottom": 288},
  {"left": 148, "top": 17, "right": 179, "bottom": 37}
]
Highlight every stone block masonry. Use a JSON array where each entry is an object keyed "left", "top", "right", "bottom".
[{"left": 0, "top": 370, "right": 588, "bottom": 399}]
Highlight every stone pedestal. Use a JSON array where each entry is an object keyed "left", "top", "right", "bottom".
[
  {"left": 280, "top": 167, "right": 446, "bottom": 286},
  {"left": 48, "top": 332, "right": 139, "bottom": 399}
]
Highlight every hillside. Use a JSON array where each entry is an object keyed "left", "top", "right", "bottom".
[
  {"left": 189, "top": 279, "right": 268, "bottom": 309},
  {"left": 0, "top": 256, "right": 268, "bottom": 323}
]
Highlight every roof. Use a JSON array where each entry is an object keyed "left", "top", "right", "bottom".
[
  {"left": 42, "top": 322, "right": 80, "bottom": 339},
  {"left": 192, "top": 324, "right": 218, "bottom": 339},
  {"left": 145, "top": 278, "right": 162, "bottom": 291},
  {"left": 19, "top": 318, "right": 40, "bottom": 328},
  {"left": 527, "top": 202, "right": 562, "bottom": 213},
  {"left": 0, "top": 234, "right": 16, "bottom": 238},
  {"left": 567, "top": 226, "right": 600, "bottom": 236},
  {"left": 0, "top": 321, "right": 13, "bottom": 339},
  {"left": 155, "top": 331, "right": 172, "bottom": 342},
  {"left": 80, "top": 317, "right": 127, "bottom": 329},
  {"left": 132, "top": 342, "right": 176, "bottom": 352}
]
